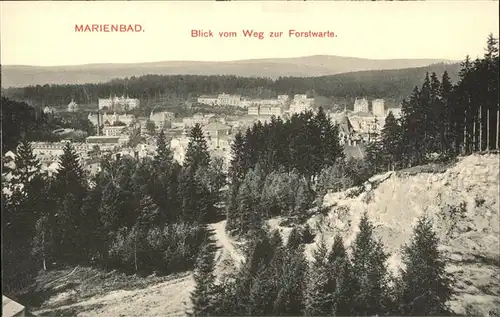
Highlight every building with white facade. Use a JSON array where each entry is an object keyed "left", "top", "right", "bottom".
[
  {"left": 289, "top": 102, "right": 313, "bottom": 115},
  {"left": 98, "top": 95, "right": 140, "bottom": 111},
  {"left": 293, "top": 94, "right": 308, "bottom": 101},
  {"left": 101, "top": 125, "right": 126, "bottom": 137},
  {"left": 372, "top": 99, "right": 385, "bottom": 117},
  {"left": 247, "top": 105, "right": 282, "bottom": 117},
  {"left": 277, "top": 95, "right": 289, "bottom": 103},
  {"left": 182, "top": 113, "right": 214, "bottom": 128},
  {"left": 288, "top": 94, "right": 315, "bottom": 115},
  {"left": 149, "top": 110, "right": 175, "bottom": 132},
  {"left": 88, "top": 113, "right": 135, "bottom": 127},
  {"left": 197, "top": 95, "right": 218, "bottom": 106},
  {"left": 248, "top": 106, "right": 259, "bottom": 116},
  {"left": 67, "top": 99, "right": 79, "bottom": 112},
  {"left": 217, "top": 93, "right": 241, "bottom": 107},
  {"left": 353, "top": 98, "right": 369, "bottom": 113},
  {"left": 29, "top": 141, "right": 88, "bottom": 169},
  {"left": 86, "top": 136, "right": 124, "bottom": 151},
  {"left": 260, "top": 106, "right": 282, "bottom": 116}
]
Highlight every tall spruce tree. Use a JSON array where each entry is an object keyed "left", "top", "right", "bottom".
[
  {"left": 53, "top": 142, "right": 88, "bottom": 263},
  {"left": 184, "top": 123, "right": 210, "bottom": 171},
  {"left": 55, "top": 142, "right": 86, "bottom": 195},
  {"left": 420, "top": 73, "right": 434, "bottom": 157},
  {"left": 440, "top": 71, "right": 455, "bottom": 155},
  {"left": 397, "top": 216, "right": 453, "bottom": 316},
  {"left": 483, "top": 34, "right": 499, "bottom": 151},
  {"left": 304, "top": 238, "right": 332, "bottom": 316},
  {"left": 350, "top": 213, "right": 391, "bottom": 316},
  {"left": 327, "top": 235, "right": 354, "bottom": 316},
  {"left": 401, "top": 87, "right": 425, "bottom": 166},
  {"left": 154, "top": 129, "right": 173, "bottom": 167},
  {"left": 12, "top": 139, "right": 41, "bottom": 186},
  {"left": 228, "top": 131, "right": 248, "bottom": 185},
  {"left": 287, "top": 227, "right": 303, "bottom": 251},
  {"left": 429, "top": 72, "right": 443, "bottom": 153},
  {"left": 190, "top": 236, "right": 218, "bottom": 316},
  {"left": 381, "top": 111, "right": 402, "bottom": 170},
  {"left": 151, "top": 130, "right": 178, "bottom": 223},
  {"left": 279, "top": 243, "right": 308, "bottom": 316}
]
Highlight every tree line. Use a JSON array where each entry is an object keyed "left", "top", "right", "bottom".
[
  {"left": 367, "top": 34, "right": 499, "bottom": 171},
  {"left": 2, "top": 125, "right": 225, "bottom": 295},
  {"left": 224, "top": 108, "right": 375, "bottom": 237},
  {"left": 2, "top": 63, "right": 460, "bottom": 109},
  {"left": 190, "top": 213, "right": 454, "bottom": 316}
]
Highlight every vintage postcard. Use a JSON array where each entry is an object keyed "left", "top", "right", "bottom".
[{"left": 1, "top": 1, "right": 499, "bottom": 317}]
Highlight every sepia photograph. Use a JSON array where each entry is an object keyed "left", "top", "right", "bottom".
[{"left": 1, "top": 1, "right": 499, "bottom": 316}]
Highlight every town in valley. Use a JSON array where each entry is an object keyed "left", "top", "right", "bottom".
[{"left": 3, "top": 92, "right": 401, "bottom": 178}]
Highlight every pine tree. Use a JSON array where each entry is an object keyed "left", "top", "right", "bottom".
[
  {"left": 79, "top": 183, "right": 105, "bottom": 262},
  {"left": 327, "top": 235, "right": 354, "bottom": 316},
  {"left": 397, "top": 216, "right": 453, "bottom": 316},
  {"left": 12, "top": 139, "right": 41, "bottom": 187},
  {"left": 401, "top": 87, "right": 425, "bottom": 166},
  {"left": 440, "top": 71, "right": 455, "bottom": 155},
  {"left": 269, "top": 229, "right": 283, "bottom": 250},
  {"left": 3, "top": 185, "right": 42, "bottom": 293},
  {"left": 381, "top": 111, "right": 402, "bottom": 170},
  {"left": 52, "top": 143, "right": 88, "bottom": 263},
  {"left": 190, "top": 237, "right": 218, "bottom": 316},
  {"left": 429, "top": 72, "right": 443, "bottom": 153},
  {"left": 420, "top": 73, "right": 434, "bottom": 157},
  {"left": 317, "top": 107, "right": 344, "bottom": 169},
  {"left": 485, "top": 33, "right": 499, "bottom": 61},
  {"left": 228, "top": 131, "right": 248, "bottom": 185},
  {"left": 131, "top": 195, "right": 159, "bottom": 272},
  {"left": 55, "top": 142, "right": 86, "bottom": 196},
  {"left": 178, "top": 167, "right": 202, "bottom": 223},
  {"left": 304, "top": 238, "right": 332, "bottom": 316},
  {"left": 287, "top": 227, "right": 302, "bottom": 250},
  {"left": 457, "top": 55, "right": 476, "bottom": 154},
  {"left": 228, "top": 166, "right": 264, "bottom": 236},
  {"left": 154, "top": 129, "right": 173, "bottom": 167},
  {"left": 184, "top": 123, "right": 210, "bottom": 171},
  {"left": 195, "top": 157, "right": 226, "bottom": 222},
  {"left": 279, "top": 244, "right": 308, "bottom": 316},
  {"left": 483, "top": 34, "right": 499, "bottom": 151},
  {"left": 350, "top": 213, "right": 391, "bottom": 316},
  {"left": 247, "top": 268, "right": 274, "bottom": 315}
]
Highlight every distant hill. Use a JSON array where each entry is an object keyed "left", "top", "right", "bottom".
[
  {"left": 303, "top": 62, "right": 462, "bottom": 105},
  {"left": 1, "top": 55, "right": 456, "bottom": 88}
]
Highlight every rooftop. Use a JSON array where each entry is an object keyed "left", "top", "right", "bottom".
[{"left": 337, "top": 115, "right": 356, "bottom": 134}]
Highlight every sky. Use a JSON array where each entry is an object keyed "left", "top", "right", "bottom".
[{"left": 1, "top": 1, "right": 498, "bottom": 66}]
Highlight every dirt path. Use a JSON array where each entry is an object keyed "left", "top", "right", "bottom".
[{"left": 209, "top": 220, "right": 245, "bottom": 269}]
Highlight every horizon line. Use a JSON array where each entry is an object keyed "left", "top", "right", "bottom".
[{"left": 1, "top": 54, "right": 463, "bottom": 68}]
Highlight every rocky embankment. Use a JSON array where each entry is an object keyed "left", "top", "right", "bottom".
[{"left": 305, "top": 154, "right": 499, "bottom": 316}]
